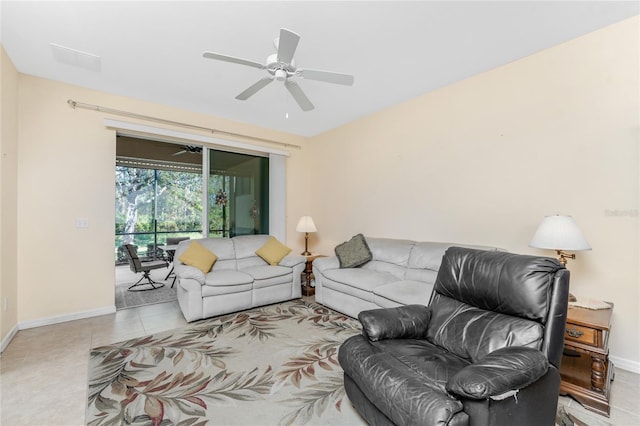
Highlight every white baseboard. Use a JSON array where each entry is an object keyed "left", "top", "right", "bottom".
[
  {"left": 0, "top": 324, "right": 19, "bottom": 353},
  {"left": 610, "top": 355, "right": 640, "bottom": 374},
  {"left": 18, "top": 305, "right": 116, "bottom": 330}
]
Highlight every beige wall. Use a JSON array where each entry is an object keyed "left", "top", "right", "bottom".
[
  {"left": 1, "top": 45, "right": 19, "bottom": 343},
  {"left": 309, "top": 17, "right": 639, "bottom": 367},
  {"left": 4, "top": 17, "right": 639, "bottom": 370},
  {"left": 15, "top": 76, "right": 309, "bottom": 324}
]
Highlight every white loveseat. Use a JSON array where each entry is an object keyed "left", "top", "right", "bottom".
[
  {"left": 312, "top": 237, "right": 499, "bottom": 318},
  {"left": 174, "top": 235, "right": 306, "bottom": 322}
]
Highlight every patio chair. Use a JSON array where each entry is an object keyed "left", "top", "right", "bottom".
[
  {"left": 164, "top": 237, "right": 190, "bottom": 287},
  {"left": 122, "top": 244, "right": 168, "bottom": 291}
]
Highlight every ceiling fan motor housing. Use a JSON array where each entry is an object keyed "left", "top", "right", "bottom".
[{"left": 266, "top": 53, "right": 295, "bottom": 81}]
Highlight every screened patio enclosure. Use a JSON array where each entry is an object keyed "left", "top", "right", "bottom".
[{"left": 115, "top": 136, "right": 269, "bottom": 263}]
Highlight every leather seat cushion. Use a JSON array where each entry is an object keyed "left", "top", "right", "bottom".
[
  {"left": 427, "top": 294, "right": 544, "bottom": 363},
  {"left": 371, "top": 339, "right": 470, "bottom": 392},
  {"left": 339, "top": 335, "right": 465, "bottom": 425}
]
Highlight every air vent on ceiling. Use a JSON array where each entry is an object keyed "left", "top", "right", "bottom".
[{"left": 50, "top": 43, "right": 101, "bottom": 72}]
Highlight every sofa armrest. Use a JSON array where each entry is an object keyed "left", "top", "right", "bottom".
[
  {"left": 446, "top": 346, "right": 549, "bottom": 400},
  {"left": 174, "top": 262, "right": 205, "bottom": 284},
  {"left": 358, "top": 305, "right": 431, "bottom": 342},
  {"left": 278, "top": 253, "right": 306, "bottom": 268},
  {"left": 313, "top": 256, "right": 340, "bottom": 273}
]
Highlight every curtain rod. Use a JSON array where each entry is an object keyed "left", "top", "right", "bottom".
[{"left": 67, "top": 99, "right": 301, "bottom": 150}]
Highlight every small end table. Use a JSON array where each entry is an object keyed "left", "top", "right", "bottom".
[
  {"left": 560, "top": 302, "right": 614, "bottom": 417},
  {"left": 301, "top": 254, "right": 324, "bottom": 296}
]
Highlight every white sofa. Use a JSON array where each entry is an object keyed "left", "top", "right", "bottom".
[
  {"left": 312, "top": 237, "right": 499, "bottom": 318},
  {"left": 174, "top": 235, "right": 306, "bottom": 322}
]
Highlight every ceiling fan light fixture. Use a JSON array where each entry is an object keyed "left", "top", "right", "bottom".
[{"left": 275, "top": 69, "right": 287, "bottom": 82}]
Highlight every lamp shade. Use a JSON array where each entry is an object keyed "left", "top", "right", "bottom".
[
  {"left": 296, "top": 216, "right": 317, "bottom": 233},
  {"left": 529, "top": 215, "right": 591, "bottom": 251}
]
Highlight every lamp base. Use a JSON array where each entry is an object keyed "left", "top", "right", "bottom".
[{"left": 301, "top": 233, "right": 312, "bottom": 257}]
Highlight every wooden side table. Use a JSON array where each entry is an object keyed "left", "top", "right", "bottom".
[
  {"left": 559, "top": 303, "right": 614, "bottom": 417},
  {"left": 301, "top": 254, "right": 324, "bottom": 296}
]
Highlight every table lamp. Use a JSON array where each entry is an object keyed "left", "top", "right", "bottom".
[
  {"left": 296, "top": 216, "right": 317, "bottom": 256},
  {"left": 529, "top": 214, "right": 591, "bottom": 301}
]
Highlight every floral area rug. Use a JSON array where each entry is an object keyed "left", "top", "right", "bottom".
[{"left": 87, "top": 299, "right": 367, "bottom": 426}]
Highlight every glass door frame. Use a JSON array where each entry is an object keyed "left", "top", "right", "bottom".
[{"left": 110, "top": 119, "right": 289, "bottom": 241}]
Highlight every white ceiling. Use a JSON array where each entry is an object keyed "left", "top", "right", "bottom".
[{"left": 2, "top": 1, "right": 638, "bottom": 137}]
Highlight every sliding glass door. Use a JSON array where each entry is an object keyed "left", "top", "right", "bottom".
[
  {"left": 208, "top": 150, "right": 269, "bottom": 237},
  {"left": 115, "top": 165, "right": 203, "bottom": 261},
  {"left": 115, "top": 137, "right": 270, "bottom": 262}
]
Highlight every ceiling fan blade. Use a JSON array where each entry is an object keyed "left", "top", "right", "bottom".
[
  {"left": 277, "top": 28, "right": 300, "bottom": 64},
  {"left": 285, "top": 81, "right": 314, "bottom": 111},
  {"left": 203, "top": 51, "right": 265, "bottom": 70},
  {"left": 298, "top": 68, "right": 354, "bottom": 86},
  {"left": 236, "top": 77, "right": 274, "bottom": 100}
]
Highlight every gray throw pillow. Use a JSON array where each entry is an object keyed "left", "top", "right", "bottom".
[{"left": 335, "top": 234, "right": 372, "bottom": 268}]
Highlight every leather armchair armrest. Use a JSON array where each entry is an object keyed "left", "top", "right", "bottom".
[
  {"left": 358, "top": 305, "right": 431, "bottom": 342},
  {"left": 174, "top": 262, "right": 205, "bottom": 284},
  {"left": 446, "top": 346, "right": 549, "bottom": 400}
]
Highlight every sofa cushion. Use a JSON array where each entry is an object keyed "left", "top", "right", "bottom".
[
  {"left": 186, "top": 238, "right": 236, "bottom": 260},
  {"left": 255, "top": 236, "right": 292, "bottom": 265},
  {"left": 373, "top": 280, "right": 433, "bottom": 307},
  {"left": 252, "top": 274, "right": 293, "bottom": 289},
  {"left": 407, "top": 242, "right": 453, "bottom": 271},
  {"left": 361, "top": 260, "right": 408, "bottom": 281},
  {"left": 233, "top": 235, "right": 271, "bottom": 258},
  {"left": 335, "top": 234, "right": 372, "bottom": 268},
  {"left": 204, "top": 270, "right": 253, "bottom": 287},
  {"left": 324, "top": 268, "right": 397, "bottom": 293},
  {"left": 403, "top": 268, "right": 438, "bottom": 286},
  {"left": 202, "top": 282, "right": 253, "bottom": 297},
  {"left": 242, "top": 265, "right": 291, "bottom": 280},
  {"left": 178, "top": 241, "right": 218, "bottom": 274},
  {"left": 366, "top": 237, "right": 414, "bottom": 266}
]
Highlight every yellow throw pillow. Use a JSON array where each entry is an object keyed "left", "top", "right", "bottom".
[
  {"left": 256, "top": 236, "right": 292, "bottom": 265},
  {"left": 178, "top": 241, "right": 218, "bottom": 274}
]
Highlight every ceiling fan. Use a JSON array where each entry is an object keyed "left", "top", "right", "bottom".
[
  {"left": 202, "top": 28, "right": 354, "bottom": 112},
  {"left": 172, "top": 145, "right": 202, "bottom": 156}
]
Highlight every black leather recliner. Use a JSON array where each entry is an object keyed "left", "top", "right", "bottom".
[{"left": 338, "top": 247, "right": 569, "bottom": 426}]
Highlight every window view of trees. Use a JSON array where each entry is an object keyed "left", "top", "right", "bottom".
[
  {"left": 115, "top": 166, "right": 203, "bottom": 262},
  {"left": 115, "top": 139, "right": 270, "bottom": 264},
  {"left": 209, "top": 174, "right": 230, "bottom": 236}
]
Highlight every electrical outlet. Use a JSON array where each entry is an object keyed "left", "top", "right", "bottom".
[{"left": 76, "top": 217, "right": 89, "bottom": 228}]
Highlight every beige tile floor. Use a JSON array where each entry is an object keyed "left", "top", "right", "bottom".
[{"left": 1, "top": 298, "right": 639, "bottom": 425}]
